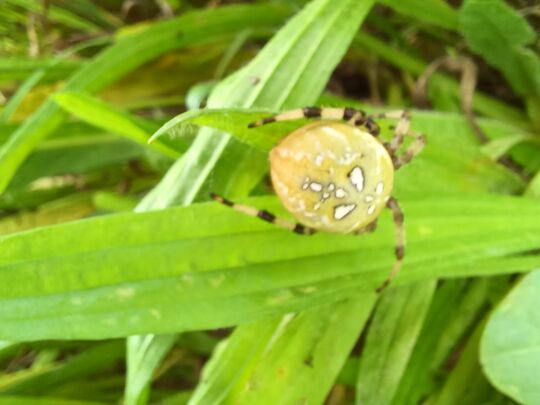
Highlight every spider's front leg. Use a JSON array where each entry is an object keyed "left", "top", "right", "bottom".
[
  {"left": 369, "top": 110, "right": 411, "bottom": 154},
  {"left": 375, "top": 110, "right": 425, "bottom": 169},
  {"left": 393, "top": 130, "right": 426, "bottom": 169},
  {"left": 247, "top": 107, "right": 380, "bottom": 135},
  {"left": 376, "top": 197, "right": 405, "bottom": 293},
  {"left": 209, "top": 193, "right": 316, "bottom": 235}
]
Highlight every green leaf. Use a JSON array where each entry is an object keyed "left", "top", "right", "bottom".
[
  {"left": 190, "top": 295, "right": 377, "bottom": 405},
  {"left": 431, "top": 317, "right": 504, "bottom": 405},
  {"left": 356, "top": 281, "right": 436, "bottom": 405},
  {"left": 391, "top": 279, "right": 492, "bottom": 404},
  {"left": 0, "top": 341, "right": 124, "bottom": 395},
  {"left": 0, "top": 58, "right": 83, "bottom": 83},
  {"left": 53, "top": 92, "right": 179, "bottom": 159},
  {"left": 480, "top": 133, "right": 537, "bottom": 160},
  {"left": 125, "top": 335, "right": 176, "bottom": 405},
  {"left": 0, "top": 4, "right": 288, "bottom": 194},
  {"left": 0, "top": 193, "right": 540, "bottom": 341},
  {"left": 149, "top": 108, "right": 279, "bottom": 152},
  {"left": 459, "top": 0, "right": 540, "bottom": 98},
  {"left": 481, "top": 270, "right": 540, "bottom": 405},
  {"left": 7, "top": 135, "right": 143, "bottom": 191},
  {"left": 0, "top": 397, "right": 107, "bottom": 405},
  {"left": 378, "top": 0, "right": 458, "bottom": 31}
]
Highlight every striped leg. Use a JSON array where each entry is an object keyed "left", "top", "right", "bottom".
[
  {"left": 394, "top": 130, "right": 426, "bottom": 169},
  {"left": 376, "top": 197, "right": 405, "bottom": 293},
  {"left": 371, "top": 110, "right": 411, "bottom": 154},
  {"left": 209, "top": 193, "right": 316, "bottom": 235},
  {"left": 247, "top": 107, "right": 380, "bottom": 136},
  {"left": 352, "top": 219, "right": 378, "bottom": 235}
]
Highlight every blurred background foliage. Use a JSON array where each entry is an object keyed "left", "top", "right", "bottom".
[{"left": 0, "top": 0, "right": 540, "bottom": 404}]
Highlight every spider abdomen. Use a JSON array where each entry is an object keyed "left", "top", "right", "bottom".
[{"left": 269, "top": 121, "right": 394, "bottom": 233}]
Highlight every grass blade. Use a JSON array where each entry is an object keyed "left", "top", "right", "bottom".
[
  {"left": 53, "top": 92, "right": 179, "bottom": 159},
  {"left": 356, "top": 281, "right": 436, "bottom": 405}
]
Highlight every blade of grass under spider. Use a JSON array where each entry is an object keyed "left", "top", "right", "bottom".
[
  {"left": 125, "top": 335, "right": 176, "bottom": 405},
  {"left": 356, "top": 280, "right": 436, "bottom": 405},
  {"left": 390, "top": 279, "right": 493, "bottom": 404},
  {"left": 1, "top": 192, "right": 540, "bottom": 341},
  {"left": 0, "top": 3, "right": 289, "bottom": 194},
  {"left": 190, "top": 295, "right": 376, "bottom": 405}
]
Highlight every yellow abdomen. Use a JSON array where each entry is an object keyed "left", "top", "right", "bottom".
[{"left": 270, "top": 121, "right": 394, "bottom": 233}]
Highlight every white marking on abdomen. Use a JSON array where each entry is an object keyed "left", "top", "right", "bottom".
[
  {"left": 376, "top": 181, "right": 384, "bottom": 194},
  {"left": 334, "top": 204, "right": 357, "bottom": 220},
  {"left": 309, "top": 182, "right": 323, "bottom": 192},
  {"left": 335, "top": 188, "right": 347, "bottom": 198},
  {"left": 367, "top": 204, "right": 376, "bottom": 215},
  {"left": 365, "top": 195, "right": 374, "bottom": 203},
  {"left": 349, "top": 166, "right": 364, "bottom": 192}
]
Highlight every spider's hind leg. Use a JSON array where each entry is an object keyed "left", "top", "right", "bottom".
[
  {"left": 210, "top": 193, "right": 316, "bottom": 235},
  {"left": 376, "top": 197, "right": 405, "bottom": 293}
]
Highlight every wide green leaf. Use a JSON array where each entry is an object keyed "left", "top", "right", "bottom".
[
  {"left": 481, "top": 270, "right": 540, "bottom": 404},
  {"left": 459, "top": 0, "right": 540, "bottom": 98},
  {"left": 356, "top": 281, "right": 436, "bottom": 405},
  {"left": 0, "top": 192, "right": 539, "bottom": 341}
]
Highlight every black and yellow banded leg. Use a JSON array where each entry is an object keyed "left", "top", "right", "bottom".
[
  {"left": 394, "top": 130, "right": 426, "bottom": 170},
  {"left": 371, "top": 110, "right": 411, "bottom": 154},
  {"left": 209, "top": 193, "right": 316, "bottom": 235},
  {"left": 247, "top": 107, "right": 380, "bottom": 136},
  {"left": 376, "top": 197, "right": 405, "bottom": 293},
  {"left": 352, "top": 219, "right": 378, "bottom": 236}
]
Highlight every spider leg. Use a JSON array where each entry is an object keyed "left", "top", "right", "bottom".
[
  {"left": 248, "top": 107, "right": 370, "bottom": 128},
  {"left": 376, "top": 197, "right": 405, "bottom": 293},
  {"left": 393, "top": 130, "right": 426, "bottom": 169},
  {"left": 371, "top": 110, "right": 411, "bottom": 154},
  {"left": 352, "top": 219, "right": 378, "bottom": 235},
  {"left": 210, "top": 193, "right": 316, "bottom": 235}
]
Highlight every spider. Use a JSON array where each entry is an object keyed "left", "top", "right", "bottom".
[{"left": 210, "top": 107, "right": 425, "bottom": 292}]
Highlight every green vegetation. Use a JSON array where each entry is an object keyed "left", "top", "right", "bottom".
[{"left": 1, "top": 0, "right": 539, "bottom": 403}]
